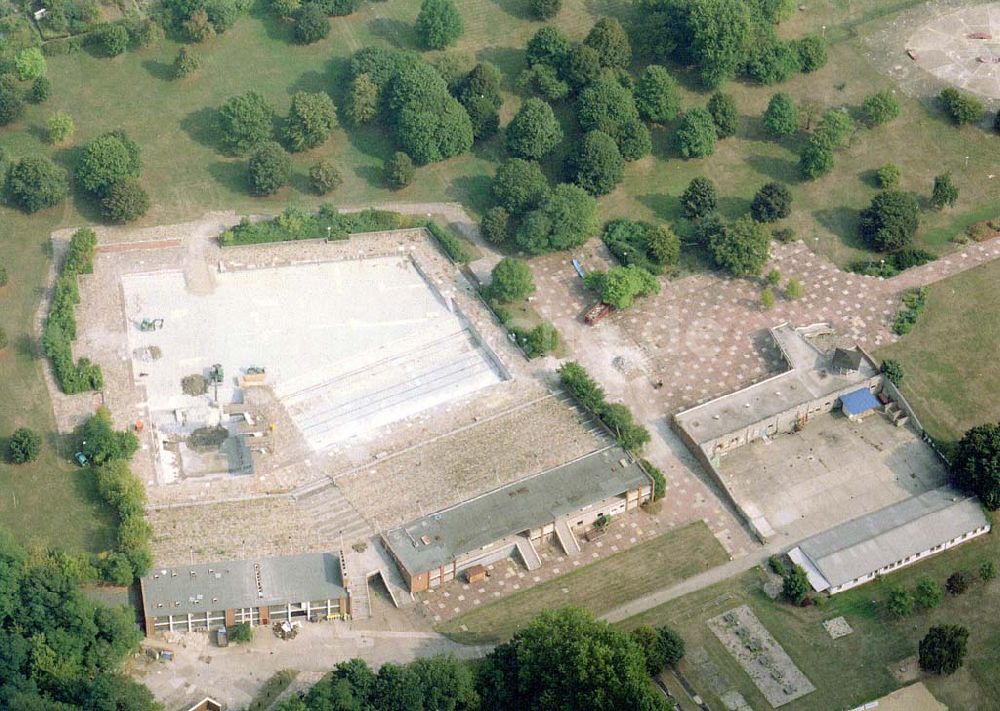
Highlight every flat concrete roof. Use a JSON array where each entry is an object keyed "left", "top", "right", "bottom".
[
  {"left": 384, "top": 446, "right": 650, "bottom": 575},
  {"left": 793, "top": 487, "right": 988, "bottom": 589},
  {"left": 141, "top": 552, "right": 346, "bottom": 616},
  {"left": 674, "top": 324, "right": 877, "bottom": 446}
]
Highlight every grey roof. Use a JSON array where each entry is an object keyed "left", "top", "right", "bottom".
[
  {"left": 384, "top": 447, "right": 650, "bottom": 575},
  {"left": 674, "top": 324, "right": 878, "bottom": 446},
  {"left": 796, "top": 487, "right": 989, "bottom": 588},
  {"left": 832, "top": 347, "right": 863, "bottom": 372},
  {"left": 141, "top": 552, "right": 346, "bottom": 616}
]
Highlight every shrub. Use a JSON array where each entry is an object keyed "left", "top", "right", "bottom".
[
  {"left": 814, "top": 109, "right": 853, "bottom": 148},
  {"left": 768, "top": 554, "right": 786, "bottom": 576},
  {"left": 384, "top": 151, "right": 415, "bottom": 189},
  {"left": 5, "top": 156, "right": 69, "bottom": 213},
  {"left": 675, "top": 108, "right": 717, "bottom": 158},
  {"left": 570, "top": 130, "right": 624, "bottom": 196},
  {"left": 939, "top": 88, "right": 982, "bottom": 125},
  {"left": 173, "top": 47, "right": 201, "bottom": 78},
  {"left": 886, "top": 585, "right": 915, "bottom": 617},
  {"left": 525, "top": 26, "right": 571, "bottom": 69},
  {"left": 634, "top": 65, "right": 680, "bottom": 124},
  {"left": 782, "top": 565, "right": 809, "bottom": 604},
  {"left": 750, "top": 182, "right": 792, "bottom": 223},
  {"left": 773, "top": 227, "right": 796, "bottom": 243},
  {"left": 930, "top": 173, "right": 958, "bottom": 210},
  {"left": 217, "top": 91, "right": 274, "bottom": 155},
  {"left": 708, "top": 215, "right": 770, "bottom": 276},
  {"left": 511, "top": 322, "right": 559, "bottom": 358},
  {"left": 707, "top": 91, "right": 738, "bottom": 138},
  {"left": 584, "top": 17, "right": 630, "bottom": 70},
  {"left": 760, "top": 287, "right": 775, "bottom": 310},
  {"left": 528, "top": 0, "right": 560, "bottom": 19},
  {"left": 246, "top": 141, "right": 291, "bottom": 196},
  {"left": 9, "top": 428, "right": 42, "bottom": 464},
  {"left": 0, "top": 265, "right": 7, "bottom": 286},
  {"left": 308, "top": 160, "right": 341, "bottom": 194},
  {"left": 952, "top": 423, "right": 1000, "bottom": 510},
  {"left": 858, "top": 190, "right": 919, "bottom": 252},
  {"left": 416, "top": 0, "right": 463, "bottom": 50},
  {"left": 946, "top": 571, "right": 971, "bottom": 595},
  {"left": 680, "top": 176, "right": 717, "bottom": 220},
  {"left": 562, "top": 44, "right": 602, "bottom": 90},
  {"left": 596, "top": 265, "right": 659, "bottom": 310},
  {"left": 919, "top": 625, "right": 969, "bottom": 675},
  {"left": 880, "top": 359, "right": 904, "bottom": 386},
  {"left": 424, "top": 221, "right": 473, "bottom": 263},
  {"left": 491, "top": 158, "right": 550, "bottom": 215},
  {"left": 229, "top": 622, "right": 253, "bottom": 643},
  {"left": 79, "top": 407, "right": 138, "bottom": 465},
  {"left": 795, "top": 34, "right": 827, "bottom": 72},
  {"left": 640, "top": 459, "right": 666, "bottom": 499},
  {"left": 0, "top": 75, "right": 25, "bottom": 126},
  {"left": 513, "top": 183, "right": 597, "bottom": 254},
  {"left": 799, "top": 136, "right": 834, "bottom": 180},
  {"left": 490, "top": 258, "right": 535, "bottom": 303},
  {"left": 293, "top": 4, "right": 329, "bottom": 43},
  {"left": 763, "top": 92, "right": 799, "bottom": 137},
  {"left": 506, "top": 98, "right": 563, "bottom": 160},
  {"left": 915, "top": 577, "right": 943, "bottom": 609},
  {"left": 480, "top": 207, "right": 510, "bottom": 244},
  {"left": 283, "top": 91, "right": 337, "bottom": 152},
  {"left": 30, "top": 77, "right": 52, "bottom": 103},
  {"left": 517, "top": 64, "right": 570, "bottom": 101},
  {"left": 980, "top": 561, "right": 997, "bottom": 582},
  {"left": 95, "top": 23, "right": 129, "bottom": 57},
  {"left": 76, "top": 130, "right": 142, "bottom": 195},
  {"left": 745, "top": 36, "right": 800, "bottom": 85},
  {"left": 995, "top": 109, "right": 1000, "bottom": 134},
  {"left": 876, "top": 163, "right": 900, "bottom": 189},
  {"left": 862, "top": 90, "right": 900, "bottom": 126},
  {"left": 602, "top": 219, "right": 678, "bottom": 274},
  {"left": 15, "top": 47, "right": 47, "bottom": 81},
  {"left": 101, "top": 179, "right": 149, "bottom": 223}
]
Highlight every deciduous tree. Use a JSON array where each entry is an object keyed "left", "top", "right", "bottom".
[
  {"left": 506, "top": 98, "right": 563, "bottom": 160},
  {"left": 952, "top": 422, "right": 1000, "bottom": 509},
  {"left": 5, "top": 155, "right": 68, "bottom": 213},
  {"left": 762, "top": 92, "right": 798, "bottom": 137},
  {"left": 246, "top": 141, "right": 291, "bottom": 196},
  {"left": 634, "top": 65, "right": 681, "bottom": 124},
  {"left": 919, "top": 625, "right": 969, "bottom": 675},
  {"left": 858, "top": 190, "right": 919, "bottom": 252},
  {"left": 416, "top": 0, "right": 463, "bottom": 50}
]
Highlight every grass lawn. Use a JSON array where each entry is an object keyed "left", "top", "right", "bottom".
[
  {"left": 876, "top": 260, "right": 1000, "bottom": 443},
  {"left": 436, "top": 520, "right": 728, "bottom": 645},
  {"left": 623, "top": 514, "right": 1000, "bottom": 711},
  {"left": 0, "top": 0, "right": 995, "bottom": 548}
]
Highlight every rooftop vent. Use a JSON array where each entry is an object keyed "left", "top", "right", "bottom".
[{"left": 421, "top": 535, "right": 432, "bottom": 546}]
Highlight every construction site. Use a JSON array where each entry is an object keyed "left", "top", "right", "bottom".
[{"left": 54, "top": 214, "right": 632, "bottom": 622}]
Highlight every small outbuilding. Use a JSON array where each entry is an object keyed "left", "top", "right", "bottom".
[{"left": 840, "top": 387, "right": 880, "bottom": 420}]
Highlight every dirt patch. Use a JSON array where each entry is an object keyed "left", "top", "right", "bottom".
[
  {"left": 889, "top": 654, "right": 921, "bottom": 683},
  {"left": 182, "top": 374, "right": 208, "bottom": 396},
  {"left": 187, "top": 426, "right": 229, "bottom": 452},
  {"left": 964, "top": 218, "right": 1000, "bottom": 243},
  {"left": 822, "top": 616, "right": 854, "bottom": 639},
  {"left": 708, "top": 605, "right": 816, "bottom": 707}
]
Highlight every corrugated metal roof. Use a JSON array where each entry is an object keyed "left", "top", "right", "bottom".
[
  {"left": 141, "top": 552, "right": 345, "bottom": 616},
  {"left": 796, "top": 487, "right": 989, "bottom": 588}
]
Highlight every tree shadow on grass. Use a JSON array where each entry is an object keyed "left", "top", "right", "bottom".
[
  {"left": 813, "top": 206, "right": 865, "bottom": 250},
  {"left": 180, "top": 107, "right": 221, "bottom": 152},
  {"left": 141, "top": 59, "right": 175, "bottom": 82},
  {"left": 208, "top": 160, "right": 248, "bottom": 194},
  {"left": 259, "top": 13, "right": 295, "bottom": 44},
  {"left": 490, "top": 0, "right": 533, "bottom": 22},
  {"left": 369, "top": 17, "right": 416, "bottom": 49},
  {"left": 745, "top": 153, "right": 799, "bottom": 184},
  {"left": 287, "top": 69, "right": 329, "bottom": 96},
  {"left": 717, "top": 195, "right": 751, "bottom": 219},
  {"left": 15, "top": 334, "right": 39, "bottom": 360},
  {"left": 583, "top": 0, "right": 632, "bottom": 21},
  {"left": 475, "top": 46, "right": 525, "bottom": 90},
  {"left": 353, "top": 163, "right": 385, "bottom": 189},
  {"left": 342, "top": 121, "right": 395, "bottom": 168},
  {"left": 447, "top": 174, "right": 492, "bottom": 215},
  {"left": 636, "top": 192, "right": 682, "bottom": 223}
]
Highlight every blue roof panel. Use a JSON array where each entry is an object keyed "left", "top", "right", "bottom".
[{"left": 840, "top": 388, "right": 880, "bottom": 416}]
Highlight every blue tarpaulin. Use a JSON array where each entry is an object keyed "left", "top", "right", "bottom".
[{"left": 840, "top": 388, "right": 880, "bottom": 416}]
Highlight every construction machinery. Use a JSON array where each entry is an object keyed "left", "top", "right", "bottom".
[
  {"left": 139, "top": 318, "right": 164, "bottom": 331},
  {"left": 584, "top": 302, "right": 612, "bottom": 325},
  {"left": 273, "top": 621, "right": 300, "bottom": 640}
]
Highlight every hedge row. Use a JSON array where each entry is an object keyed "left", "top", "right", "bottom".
[
  {"left": 42, "top": 228, "right": 104, "bottom": 394},
  {"left": 558, "top": 361, "right": 650, "bottom": 452},
  {"left": 219, "top": 206, "right": 473, "bottom": 263},
  {"left": 93, "top": 459, "right": 152, "bottom": 585}
]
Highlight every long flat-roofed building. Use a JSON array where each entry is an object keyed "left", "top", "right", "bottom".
[
  {"left": 789, "top": 487, "right": 990, "bottom": 594},
  {"left": 383, "top": 446, "right": 653, "bottom": 593},
  {"left": 674, "top": 323, "right": 880, "bottom": 462},
  {"left": 140, "top": 552, "right": 351, "bottom": 635}
]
